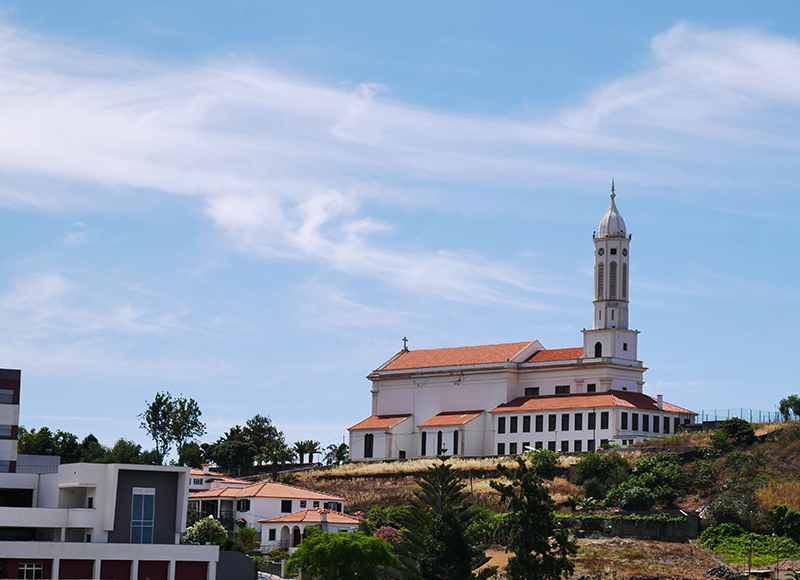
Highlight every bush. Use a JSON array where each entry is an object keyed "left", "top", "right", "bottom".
[
  {"left": 528, "top": 448, "right": 560, "bottom": 479},
  {"left": 183, "top": 517, "right": 228, "bottom": 544},
  {"left": 692, "top": 460, "right": 718, "bottom": 492},
  {"left": 772, "top": 504, "right": 800, "bottom": 542},
  {"left": 573, "top": 452, "right": 629, "bottom": 499},
  {"left": 604, "top": 453, "right": 690, "bottom": 510},
  {"left": 706, "top": 479, "right": 765, "bottom": 532},
  {"left": 719, "top": 417, "right": 756, "bottom": 446}
]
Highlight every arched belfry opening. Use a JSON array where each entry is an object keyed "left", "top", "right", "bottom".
[{"left": 594, "top": 342, "right": 602, "bottom": 358}]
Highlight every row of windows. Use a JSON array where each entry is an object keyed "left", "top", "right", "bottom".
[
  {"left": 279, "top": 499, "right": 342, "bottom": 513},
  {"left": 420, "top": 430, "right": 459, "bottom": 456},
  {"left": 497, "top": 412, "right": 610, "bottom": 434},
  {"left": 497, "top": 439, "right": 609, "bottom": 455},
  {"left": 523, "top": 384, "right": 598, "bottom": 397},
  {"left": 620, "top": 413, "right": 679, "bottom": 434}
]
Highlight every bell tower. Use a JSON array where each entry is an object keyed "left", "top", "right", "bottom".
[{"left": 583, "top": 181, "right": 639, "bottom": 365}]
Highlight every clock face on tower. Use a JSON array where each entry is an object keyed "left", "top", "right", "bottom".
[
  {"left": 622, "top": 248, "right": 628, "bottom": 256},
  {"left": 598, "top": 248, "right": 605, "bottom": 256}
]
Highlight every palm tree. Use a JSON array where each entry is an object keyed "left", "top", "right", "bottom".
[
  {"left": 257, "top": 438, "right": 296, "bottom": 480},
  {"left": 293, "top": 440, "right": 321, "bottom": 464},
  {"left": 324, "top": 443, "right": 349, "bottom": 465}
]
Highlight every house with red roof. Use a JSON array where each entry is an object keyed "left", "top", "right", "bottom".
[
  {"left": 188, "top": 464, "right": 250, "bottom": 493},
  {"left": 349, "top": 185, "right": 696, "bottom": 460},
  {"left": 258, "top": 508, "right": 360, "bottom": 554}
]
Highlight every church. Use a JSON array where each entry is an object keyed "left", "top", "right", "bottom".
[{"left": 348, "top": 185, "right": 696, "bottom": 461}]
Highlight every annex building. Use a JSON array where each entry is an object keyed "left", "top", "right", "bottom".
[{"left": 349, "top": 185, "right": 696, "bottom": 461}]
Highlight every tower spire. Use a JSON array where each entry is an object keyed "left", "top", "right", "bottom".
[{"left": 611, "top": 178, "right": 615, "bottom": 199}]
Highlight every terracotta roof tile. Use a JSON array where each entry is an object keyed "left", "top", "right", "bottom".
[
  {"left": 418, "top": 411, "right": 483, "bottom": 427},
  {"left": 382, "top": 342, "right": 530, "bottom": 370},
  {"left": 349, "top": 414, "right": 410, "bottom": 431},
  {"left": 490, "top": 391, "right": 695, "bottom": 415},
  {"left": 527, "top": 347, "right": 583, "bottom": 362},
  {"left": 258, "top": 508, "right": 359, "bottom": 525},
  {"left": 189, "top": 481, "right": 344, "bottom": 501}
]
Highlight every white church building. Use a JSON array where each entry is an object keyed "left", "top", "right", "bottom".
[{"left": 349, "top": 185, "right": 695, "bottom": 461}]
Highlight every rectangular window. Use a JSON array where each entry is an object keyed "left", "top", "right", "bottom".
[
  {"left": 561, "top": 441, "right": 569, "bottom": 453},
  {"left": 632, "top": 413, "right": 639, "bottom": 431},
  {"left": 561, "top": 414, "right": 569, "bottom": 432},
  {"left": 535, "top": 441, "right": 543, "bottom": 449},
  {"left": 236, "top": 499, "right": 250, "bottom": 512},
  {"left": 281, "top": 500, "right": 292, "bottom": 513},
  {"left": 574, "top": 440, "right": 582, "bottom": 453},
  {"left": 621, "top": 412, "right": 628, "bottom": 430},
  {"left": 574, "top": 413, "right": 583, "bottom": 431},
  {"left": 522, "top": 441, "right": 530, "bottom": 452},
  {"left": 548, "top": 441, "right": 556, "bottom": 451},
  {"left": 192, "top": 478, "right": 203, "bottom": 485},
  {"left": 524, "top": 387, "right": 539, "bottom": 396},
  {"left": 522, "top": 416, "right": 531, "bottom": 433},
  {"left": 509, "top": 442, "right": 518, "bottom": 455},
  {"left": 131, "top": 487, "right": 155, "bottom": 544},
  {"left": 497, "top": 417, "right": 506, "bottom": 434},
  {"left": 600, "top": 439, "right": 609, "bottom": 447},
  {"left": 17, "top": 564, "right": 43, "bottom": 579},
  {"left": 87, "top": 497, "right": 94, "bottom": 509},
  {"left": 535, "top": 415, "right": 543, "bottom": 432},
  {"left": 497, "top": 443, "right": 505, "bottom": 455},
  {"left": 548, "top": 415, "right": 556, "bottom": 432},
  {"left": 600, "top": 412, "right": 609, "bottom": 430},
  {"left": 300, "top": 500, "right": 307, "bottom": 508},
  {"left": 642, "top": 415, "right": 649, "bottom": 432},
  {"left": 0, "top": 460, "right": 9, "bottom": 473},
  {"left": 588, "top": 439, "right": 595, "bottom": 452},
  {"left": 555, "top": 385, "right": 570, "bottom": 394},
  {"left": 588, "top": 413, "right": 596, "bottom": 430},
  {"left": 0, "top": 425, "right": 12, "bottom": 439},
  {"left": 674, "top": 418, "right": 680, "bottom": 433},
  {"left": 653, "top": 416, "right": 660, "bottom": 433},
  {"left": 510, "top": 416, "right": 518, "bottom": 433},
  {"left": 0, "top": 389, "right": 13, "bottom": 404},
  {"left": 313, "top": 501, "right": 319, "bottom": 508},
  {"left": 623, "top": 343, "right": 628, "bottom": 351},
  {"left": 587, "top": 383, "right": 596, "bottom": 393},
  {"left": 664, "top": 418, "right": 670, "bottom": 434},
  {"left": 610, "top": 248, "right": 617, "bottom": 255},
  {"left": 269, "top": 528, "right": 276, "bottom": 541}
]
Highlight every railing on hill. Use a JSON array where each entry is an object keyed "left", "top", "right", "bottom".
[{"left": 694, "top": 409, "right": 786, "bottom": 423}]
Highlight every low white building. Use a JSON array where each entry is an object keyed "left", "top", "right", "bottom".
[
  {"left": 188, "top": 464, "right": 250, "bottom": 493},
  {"left": 349, "top": 185, "right": 696, "bottom": 460},
  {"left": 258, "top": 508, "right": 360, "bottom": 553}
]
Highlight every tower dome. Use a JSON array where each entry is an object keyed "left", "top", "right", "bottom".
[{"left": 598, "top": 180, "right": 626, "bottom": 238}]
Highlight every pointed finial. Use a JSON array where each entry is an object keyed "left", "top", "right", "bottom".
[
  {"left": 402, "top": 337, "right": 408, "bottom": 351},
  {"left": 611, "top": 178, "right": 615, "bottom": 199}
]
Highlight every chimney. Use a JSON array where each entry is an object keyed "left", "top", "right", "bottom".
[
  {"left": 202, "top": 463, "right": 210, "bottom": 475},
  {"left": 657, "top": 395, "right": 663, "bottom": 410},
  {"left": 320, "top": 510, "right": 328, "bottom": 524}
]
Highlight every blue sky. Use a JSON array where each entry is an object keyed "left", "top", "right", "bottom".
[{"left": 2, "top": 2, "right": 800, "bottom": 456}]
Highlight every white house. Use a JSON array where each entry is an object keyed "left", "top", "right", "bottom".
[
  {"left": 349, "top": 185, "right": 696, "bottom": 461},
  {"left": 188, "top": 481, "right": 344, "bottom": 532},
  {"left": 188, "top": 464, "right": 250, "bottom": 493},
  {"left": 258, "top": 508, "right": 360, "bottom": 553}
]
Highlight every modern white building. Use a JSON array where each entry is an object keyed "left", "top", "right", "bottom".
[{"left": 349, "top": 185, "right": 696, "bottom": 461}]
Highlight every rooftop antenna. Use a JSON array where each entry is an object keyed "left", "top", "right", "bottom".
[{"left": 402, "top": 337, "right": 409, "bottom": 352}]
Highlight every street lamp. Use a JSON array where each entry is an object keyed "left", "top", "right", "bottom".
[{"left": 208, "top": 514, "right": 215, "bottom": 546}]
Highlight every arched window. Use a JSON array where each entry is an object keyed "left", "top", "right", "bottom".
[
  {"left": 609, "top": 261, "right": 617, "bottom": 299},
  {"left": 597, "top": 263, "right": 604, "bottom": 299},
  {"left": 622, "top": 263, "right": 628, "bottom": 299},
  {"left": 594, "top": 342, "right": 602, "bottom": 358},
  {"left": 437, "top": 430, "right": 444, "bottom": 455},
  {"left": 421, "top": 431, "right": 427, "bottom": 456},
  {"left": 364, "top": 433, "right": 374, "bottom": 459},
  {"left": 453, "top": 430, "right": 459, "bottom": 455}
]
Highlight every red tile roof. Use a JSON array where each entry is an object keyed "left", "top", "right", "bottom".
[
  {"left": 258, "top": 508, "right": 359, "bottom": 525},
  {"left": 188, "top": 481, "right": 344, "bottom": 501},
  {"left": 418, "top": 411, "right": 483, "bottom": 427},
  {"left": 382, "top": 342, "right": 531, "bottom": 370},
  {"left": 528, "top": 347, "right": 583, "bottom": 362},
  {"left": 349, "top": 414, "right": 410, "bottom": 431},
  {"left": 190, "top": 468, "right": 225, "bottom": 477},
  {"left": 490, "top": 391, "right": 695, "bottom": 415}
]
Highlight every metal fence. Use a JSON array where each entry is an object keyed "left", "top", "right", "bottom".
[{"left": 693, "top": 408, "right": 787, "bottom": 423}]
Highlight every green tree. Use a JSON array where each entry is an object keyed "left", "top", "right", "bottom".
[
  {"left": 293, "top": 439, "right": 321, "bottom": 464},
  {"left": 242, "top": 414, "right": 280, "bottom": 453},
  {"left": 211, "top": 440, "right": 257, "bottom": 474},
  {"left": 183, "top": 516, "right": 228, "bottom": 544},
  {"left": 80, "top": 434, "right": 109, "bottom": 463},
  {"left": 491, "top": 456, "right": 576, "bottom": 580},
  {"left": 106, "top": 438, "right": 143, "bottom": 464},
  {"left": 287, "top": 528, "right": 397, "bottom": 580},
  {"left": 171, "top": 395, "right": 206, "bottom": 465},
  {"left": 779, "top": 395, "right": 800, "bottom": 421},
  {"left": 178, "top": 441, "right": 204, "bottom": 468},
  {"left": 324, "top": 442, "right": 349, "bottom": 465},
  {"left": 605, "top": 452, "right": 691, "bottom": 510},
  {"left": 527, "top": 448, "right": 561, "bottom": 479},
  {"left": 138, "top": 392, "right": 176, "bottom": 464},
  {"left": 719, "top": 417, "right": 757, "bottom": 446},
  {"left": 257, "top": 436, "right": 296, "bottom": 480},
  {"left": 573, "top": 451, "right": 630, "bottom": 499},
  {"left": 399, "top": 460, "right": 494, "bottom": 580}
]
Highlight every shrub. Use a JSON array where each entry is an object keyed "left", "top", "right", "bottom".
[
  {"left": 719, "top": 417, "right": 756, "bottom": 446},
  {"left": 528, "top": 448, "right": 560, "bottom": 479},
  {"left": 604, "top": 453, "right": 690, "bottom": 510},
  {"left": 772, "top": 504, "right": 800, "bottom": 541},
  {"left": 374, "top": 526, "right": 402, "bottom": 546},
  {"left": 692, "top": 460, "right": 718, "bottom": 492},
  {"left": 183, "top": 517, "right": 228, "bottom": 544},
  {"left": 573, "top": 452, "right": 629, "bottom": 499},
  {"left": 706, "top": 479, "right": 765, "bottom": 532}
]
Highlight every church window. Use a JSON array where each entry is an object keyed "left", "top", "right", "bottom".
[
  {"left": 621, "top": 412, "right": 628, "bottom": 430},
  {"left": 437, "top": 431, "right": 444, "bottom": 454},
  {"left": 522, "top": 416, "right": 531, "bottom": 433},
  {"left": 497, "top": 417, "right": 506, "bottom": 434},
  {"left": 588, "top": 412, "right": 596, "bottom": 430},
  {"left": 561, "top": 441, "right": 569, "bottom": 453},
  {"left": 597, "top": 263, "right": 604, "bottom": 299},
  {"left": 622, "top": 263, "right": 628, "bottom": 299},
  {"left": 642, "top": 415, "right": 649, "bottom": 432},
  {"left": 653, "top": 416, "right": 660, "bottom": 433},
  {"left": 535, "top": 415, "right": 543, "bottom": 432},
  {"left": 574, "top": 413, "right": 583, "bottom": 430},
  {"left": 600, "top": 412, "right": 609, "bottom": 429},
  {"left": 594, "top": 342, "right": 602, "bottom": 358},
  {"left": 561, "top": 414, "right": 569, "bottom": 431},
  {"left": 524, "top": 387, "right": 539, "bottom": 396},
  {"left": 421, "top": 432, "right": 427, "bottom": 456},
  {"left": 548, "top": 415, "right": 556, "bottom": 431},
  {"left": 609, "top": 261, "right": 617, "bottom": 299},
  {"left": 611, "top": 310, "right": 614, "bottom": 320},
  {"left": 632, "top": 413, "right": 639, "bottom": 431},
  {"left": 363, "top": 433, "right": 374, "bottom": 459},
  {"left": 610, "top": 248, "right": 617, "bottom": 255},
  {"left": 574, "top": 440, "right": 582, "bottom": 452},
  {"left": 587, "top": 383, "right": 596, "bottom": 392},
  {"left": 510, "top": 416, "right": 518, "bottom": 433},
  {"left": 555, "top": 385, "right": 570, "bottom": 394},
  {"left": 453, "top": 430, "right": 459, "bottom": 455},
  {"left": 509, "top": 442, "right": 518, "bottom": 455},
  {"left": 497, "top": 443, "right": 505, "bottom": 455},
  {"left": 548, "top": 441, "right": 556, "bottom": 452}
]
